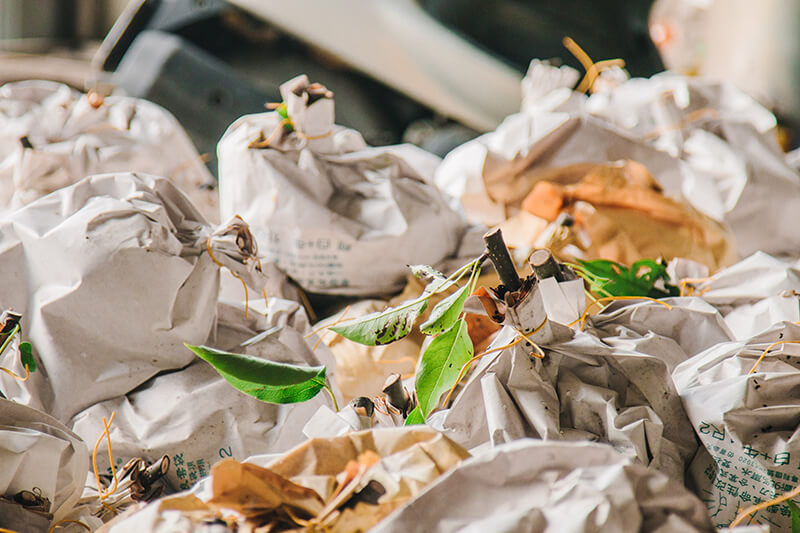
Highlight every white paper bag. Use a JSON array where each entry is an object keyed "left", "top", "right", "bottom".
[
  {"left": 696, "top": 252, "right": 800, "bottom": 339},
  {"left": 373, "top": 440, "right": 714, "bottom": 533},
  {"left": 218, "top": 75, "right": 466, "bottom": 296},
  {"left": 586, "top": 73, "right": 800, "bottom": 257},
  {"left": 0, "top": 172, "right": 267, "bottom": 422},
  {"left": 673, "top": 321, "right": 800, "bottom": 530},
  {"left": 0, "top": 80, "right": 218, "bottom": 221},
  {"left": 0, "top": 399, "right": 89, "bottom": 526},
  {"left": 70, "top": 298, "right": 339, "bottom": 491},
  {"left": 430, "top": 297, "right": 728, "bottom": 482}
]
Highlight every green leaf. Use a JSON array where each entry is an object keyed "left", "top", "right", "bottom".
[
  {"left": 331, "top": 299, "right": 427, "bottom": 346},
  {"left": 575, "top": 258, "right": 678, "bottom": 299},
  {"left": 19, "top": 342, "right": 35, "bottom": 373},
  {"left": 420, "top": 285, "right": 469, "bottom": 335},
  {"left": 275, "top": 103, "right": 294, "bottom": 133},
  {"left": 404, "top": 406, "right": 424, "bottom": 426},
  {"left": 788, "top": 500, "right": 800, "bottom": 533},
  {"left": 186, "top": 344, "right": 326, "bottom": 404},
  {"left": 415, "top": 318, "right": 473, "bottom": 418}
]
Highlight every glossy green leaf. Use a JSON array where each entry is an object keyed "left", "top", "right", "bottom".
[
  {"left": 404, "top": 406, "right": 425, "bottom": 426},
  {"left": 420, "top": 285, "right": 469, "bottom": 335},
  {"left": 415, "top": 318, "right": 473, "bottom": 418},
  {"left": 331, "top": 299, "right": 427, "bottom": 346},
  {"left": 19, "top": 342, "right": 35, "bottom": 373},
  {"left": 186, "top": 344, "right": 326, "bottom": 404},
  {"left": 788, "top": 499, "right": 800, "bottom": 533},
  {"left": 575, "top": 258, "right": 678, "bottom": 299}
]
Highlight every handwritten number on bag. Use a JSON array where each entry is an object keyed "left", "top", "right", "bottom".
[{"left": 219, "top": 446, "right": 233, "bottom": 458}]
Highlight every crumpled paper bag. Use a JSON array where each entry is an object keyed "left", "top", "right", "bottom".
[
  {"left": 519, "top": 159, "right": 736, "bottom": 271},
  {"left": 0, "top": 80, "right": 217, "bottom": 221},
  {"left": 693, "top": 252, "right": 800, "bottom": 340},
  {"left": 434, "top": 113, "right": 732, "bottom": 270},
  {"left": 70, "top": 297, "right": 339, "bottom": 492},
  {"left": 584, "top": 72, "right": 800, "bottom": 258},
  {"left": 430, "top": 296, "right": 729, "bottom": 482},
  {"left": 217, "top": 74, "right": 466, "bottom": 296},
  {"left": 673, "top": 321, "right": 800, "bottom": 530},
  {"left": 97, "top": 427, "right": 468, "bottom": 532},
  {"left": 0, "top": 172, "right": 267, "bottom": 422},
  {"left": 436, "top": 61, "right": 800, "bottom": 259},
  {"left": 587, "top": 296, "right": 734, "bottom": 358},
  {"left": 0, "top": 399, "right": 89, "bottom": 528},
  {"left": 372, "top": 439, "right": 714, "bottom": 533}
]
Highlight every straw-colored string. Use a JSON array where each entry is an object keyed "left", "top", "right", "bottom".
[
  {"left": 206, "top": 238, "right": 250, "bottom": 319},
  {"left": 643, "top": 107, "right": 719, "bottom": 141},
  {"left": 92, "top": 412, "right": 118, "bottom": 502},
  {"left": 0, "top": 365, "right": 29, "bottom": 382},
  {"left": 748, "top": 340, "right": 800, "bottom": 375},
  {"left": 562, "top": 37, "right": 626, "bottom": 93},
  {"left": 729, "top": 484, "right": 800, "bottom": 527},
  {"left": 47, "top": 520, "right": 91, "bottom": 533},
  {"left": 679, "top": 277, "right": 713, "bottom": 297},
  {"left": 569, "top": 296, "right": 673, "bottom": 330},
  {"left": 443, "top": 317, "right": 550, "bottom": 406}
]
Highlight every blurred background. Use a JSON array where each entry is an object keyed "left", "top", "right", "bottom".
[{"left": 1, "top": 0, "right": 797, "bottom": 174}]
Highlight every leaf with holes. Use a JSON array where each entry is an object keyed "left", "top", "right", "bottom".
[
  {"left": 187, "top": 344, "right": 326, "bottom": 404},
  {"left": 420, "top": 285, "right": 469, "bottom": 335},
  {"left": 330, "top": 299, "right": 427, "bottom": 346},
  {"left": 19, "top": 342, "right": 35, "bottom": 372},
  {"left": 415, "top": 318, "right": 473, "bottom": 418}
]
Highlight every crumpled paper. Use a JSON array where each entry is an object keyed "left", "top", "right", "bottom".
[
  {"left": 373, "top": 439, "right": 714, "bottom": 533},
  {"left": 70, "top": 297, "right": 339, "bottom": 492},
  {"left": 97, "top": 427, "right": 468, "bottom": 532},
  {"left": 430, "top": 295, "right": 731, "bottom": 482},
  {"left": 0, "top": 80, "right": 217, "bottom": 221},
  {"left": 0, "top": 172, "right": 268, "bottom": 422},
  {"left": 436, "top": 60, "right": 800, "bottom": 260},
  {"left": 217, "top": 74, "right": 466, "bottom": 296},
  {"left": 585, "top": 72, "right": 800, "bottom": 258},
  {"left": 0, "top": 399, "right": 89, "bottom": 528},
  {"left": 673, "top": 321, "right": 800, "bottom": 530},
  {"left": 693, "top": 252, "right": 800, "bottom": 340},
  {"left": 519, "top": 159, "right": 736, "bottom": 271}
]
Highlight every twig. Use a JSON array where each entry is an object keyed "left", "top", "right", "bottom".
[
  {"left": 483, "top": 229, "right": 521, "bottom": 293},
  {"left": 529, "top": 249, "right": 561, "bottom": 281}
]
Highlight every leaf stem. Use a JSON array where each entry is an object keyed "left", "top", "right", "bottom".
[
  {"left": 351, "top": 256, "right": 484, "bottom": 324},
  {"left": 323, "top": 382, "right": 339, "bottom": 412},
  {"left": 0, "top": 324, "right": 19, "bottom": 360}
]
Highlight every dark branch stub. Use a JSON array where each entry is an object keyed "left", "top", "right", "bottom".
[
  {"left": 530, "top": 249, "right": 561, "bottom": 281},
  {"left": 382, "top": 373, "right": 412, "bottom": 416},
  {"left": 483, "top": 228, "right": 522, "bottom": 293},
  {"left": 352, "top": 396, "right": 375, "bottom": 418}
]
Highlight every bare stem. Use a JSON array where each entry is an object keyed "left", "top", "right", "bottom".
[{"left": 483, "top": 229, "right": 521, "bottom": 292}]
